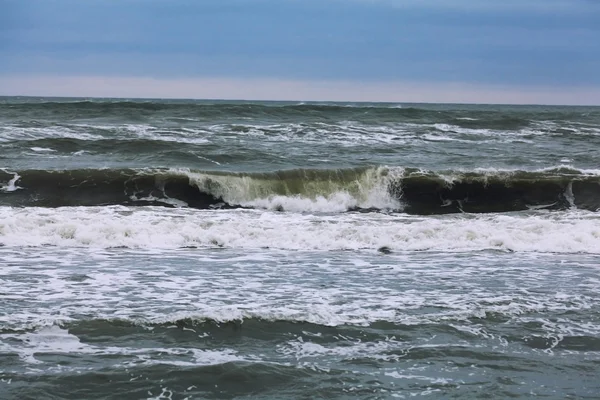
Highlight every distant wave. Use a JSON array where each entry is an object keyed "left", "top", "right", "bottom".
[
  {"left": 0, "top": 100, "right": 426, "bottom": 118},
  {"left": 3, "top": 100, "right": 598, "bottom": 131}
]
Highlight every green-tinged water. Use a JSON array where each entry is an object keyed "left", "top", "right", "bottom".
[{"left": 1, "top": 97, "right": 600, "bottom": 399}]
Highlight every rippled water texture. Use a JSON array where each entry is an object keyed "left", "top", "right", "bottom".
[
  {"left": 1, "top": 98, "right": 599, "bottom": 399},
  {"left": 1, "top": 249, "right": 599, "bottom": 399}
]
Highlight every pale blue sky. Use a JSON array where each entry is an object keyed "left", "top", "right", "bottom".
[{"left": 1, "top": 0, "right": 599, "bottom": 103}]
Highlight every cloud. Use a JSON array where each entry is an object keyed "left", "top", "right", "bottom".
[
  {"left": 356, "top": 0, "right": 600, "bottom": 13},
  {"left": 1, "top": 0, "right": 599, "bottom": 101}
]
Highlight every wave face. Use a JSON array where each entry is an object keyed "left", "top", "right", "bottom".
[
  {"left": 1, "top": 166, "right": 599, "bottom": 213},
  {"left": 2, "top": 99, "right": 599, "bottom": 127}
]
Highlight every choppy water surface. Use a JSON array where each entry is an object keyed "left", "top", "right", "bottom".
[
  {"left": 2, "top": 248, "right": 600, "bottom": 399},
  {"left": 1, "top": 97, "right": 600, "bottom": 399}
]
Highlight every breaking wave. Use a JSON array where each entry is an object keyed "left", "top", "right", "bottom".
[
  {"left": 0, "top": 205, "right": 599, "bottom": 252},
  {"left": 1, "top": 166, "right": 599, "bottom": 214}
]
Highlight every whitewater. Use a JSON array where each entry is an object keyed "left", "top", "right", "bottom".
[{"left": 1, "top": 98, "right": 600, "bottom": 399}]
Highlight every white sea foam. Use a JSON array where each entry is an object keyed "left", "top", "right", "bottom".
[
  {"left": 0, "top": 326, "right": 88, "bottom": 364},
  {"left": 3, "top": 119, "right": 596, "bottom": 154},
  {"left": 0, "top": 125, "right": 103, "bottom": 142},
  {"left": 208, "top": 121, "right": 411, "bottom": 146},
  {"left": 427, "top": 165, "right": 600, "bottom": 177},
  {"left": 0, "top": 173, "right": 22, "bottom": 192},
  {"left": 240, "top": 192, "right": 371, "bottom": 213},
  {"left": 431, "top": 121, "right": 600, "bottom": 140},
  {"left": 278, "top": 335, "right": 405, "bottom": 362},
  {"left": 0, "top": 324, "right": 246, "bottom": 367},
  {"left": 0, "top": 206, "right": 598, "bottom": 253},
  {"left": 1, "top": 245, "right": 598, "bottom": 343},
  {"left": 129, "top": 194, "right": 189, "bottom": 208},
  {"left": 0, "top": 124, "right": 212, "bottom": 145}
]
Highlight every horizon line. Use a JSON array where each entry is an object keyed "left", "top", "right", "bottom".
[{"left": 2, "top": 94, "right": 598, "bottom": 108}]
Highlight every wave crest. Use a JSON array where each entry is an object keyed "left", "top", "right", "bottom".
[{"left": 1, "top": 166, "right": 599, "bottom": 214}]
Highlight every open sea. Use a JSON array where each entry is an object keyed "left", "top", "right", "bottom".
[{"left": 1, "top": 97, "right": 600, "bottom": 399}]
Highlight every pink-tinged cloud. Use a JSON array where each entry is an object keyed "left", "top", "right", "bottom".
[{"left": 1, "top": 75, "right": 599, "bottom": 105}]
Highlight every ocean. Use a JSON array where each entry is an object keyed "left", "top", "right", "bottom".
[{"left": 1, "top": 97, "right": 599, "bottom": 399}]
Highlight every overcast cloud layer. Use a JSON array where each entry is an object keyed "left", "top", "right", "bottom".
[{"left": 1, "top": 0, "right": 599, "bottom": 103}]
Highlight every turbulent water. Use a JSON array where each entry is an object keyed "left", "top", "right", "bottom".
[{"left": 1, "top": 97, "right": 600, "bottom": 399}]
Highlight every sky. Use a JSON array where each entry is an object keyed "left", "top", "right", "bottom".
[{"left": 1, "top": 0, "right": 599, "bottom": 104}]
